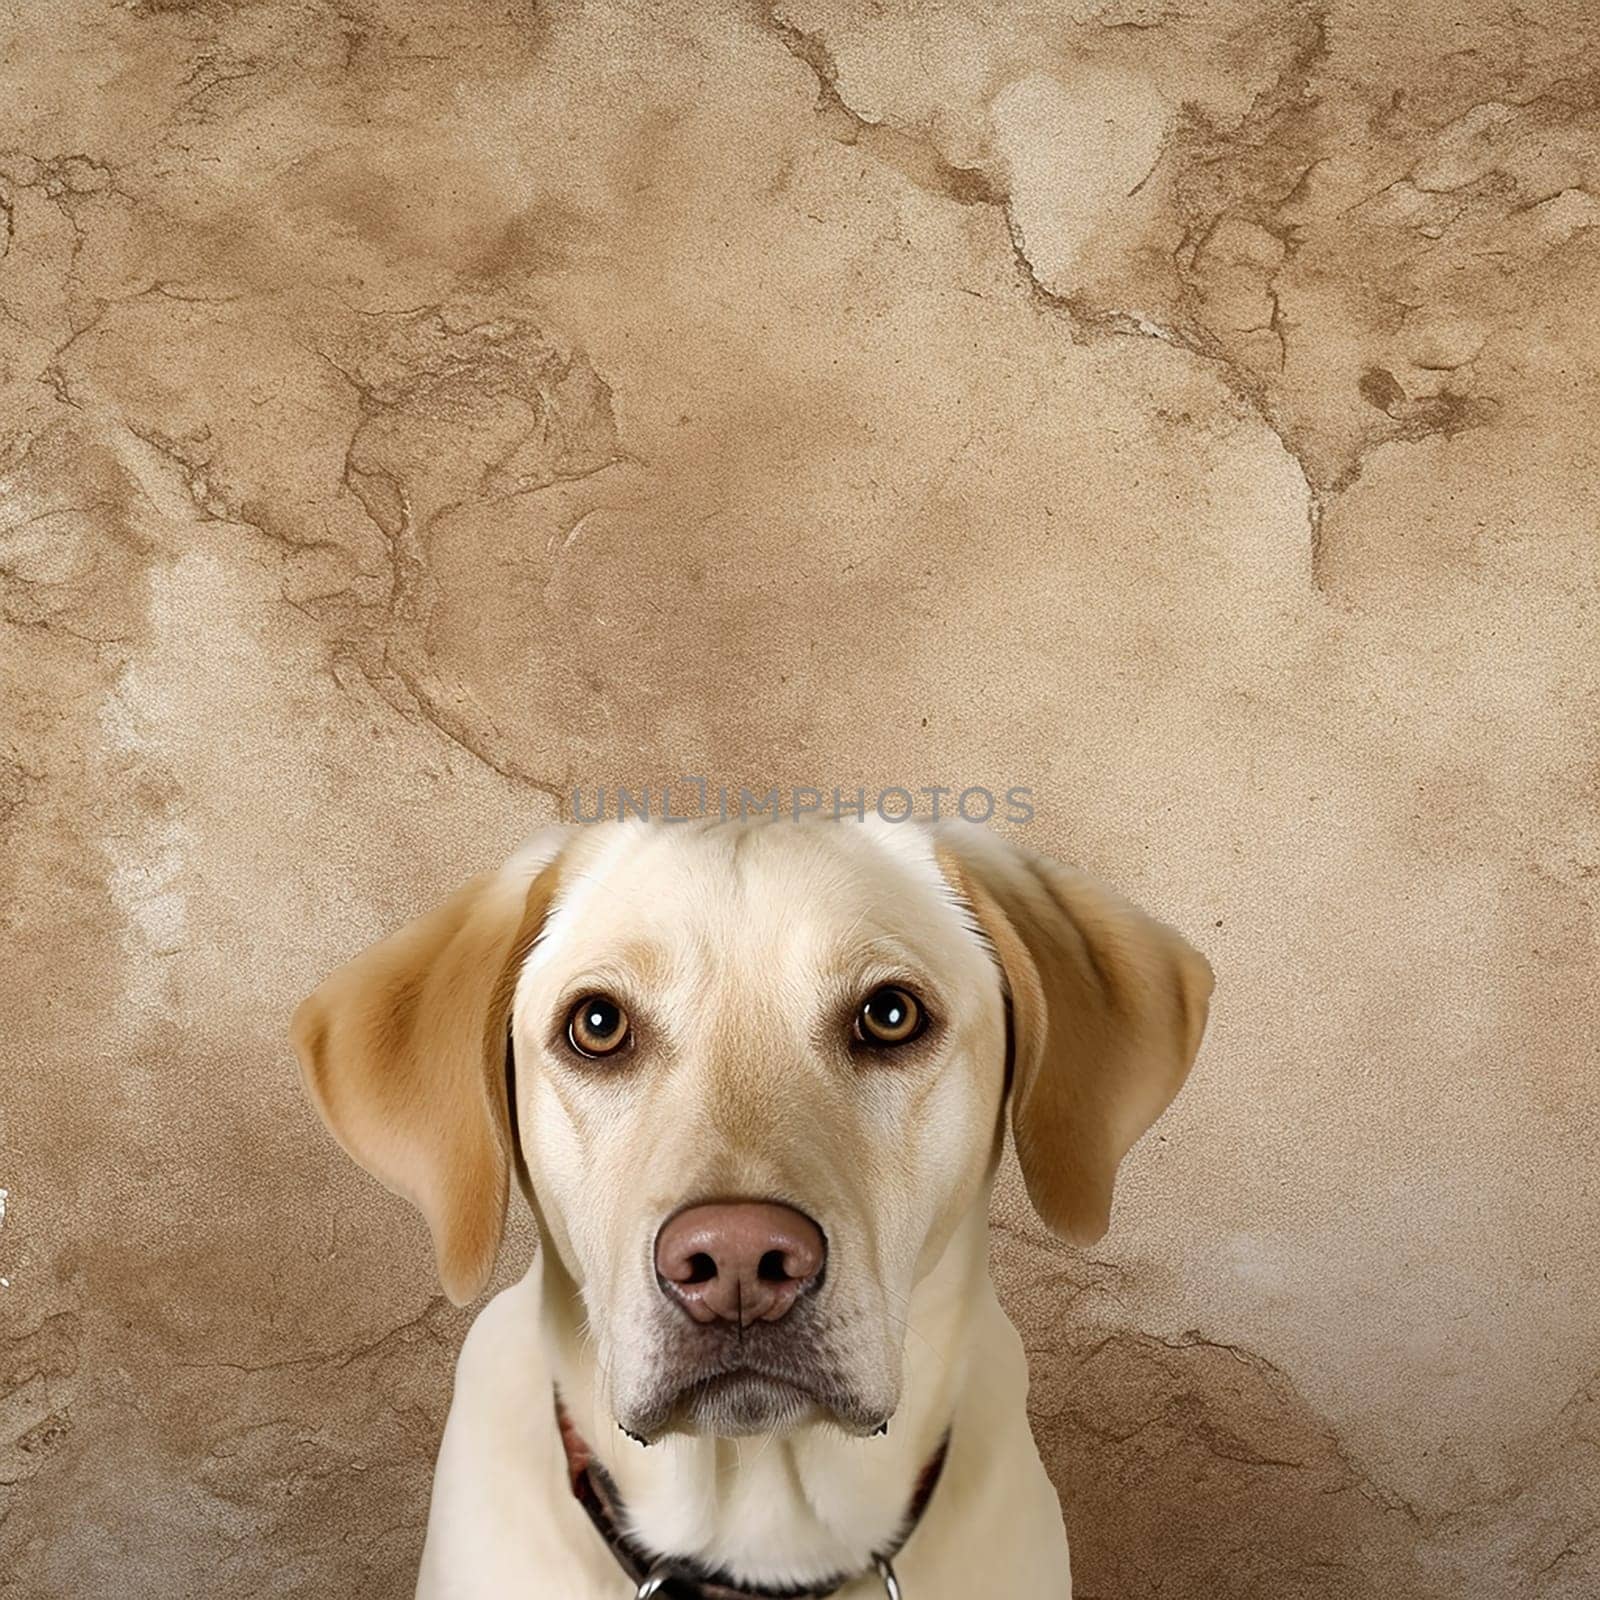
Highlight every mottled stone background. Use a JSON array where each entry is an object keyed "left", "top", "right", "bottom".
[{"left": 2, "top": 0, "right": 1597, "bottom": 1595}]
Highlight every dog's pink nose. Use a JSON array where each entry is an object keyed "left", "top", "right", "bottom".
[{"left": 655, "top": 1202, "right": 826, "bottom": 1326}]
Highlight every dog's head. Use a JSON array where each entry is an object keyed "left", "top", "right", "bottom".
[{"left": 292, "top": 819, "right": 1211, "bottom": 1441}]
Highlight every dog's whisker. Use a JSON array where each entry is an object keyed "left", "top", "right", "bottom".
[{"left": 877, "top": 1306, "right": 945, "bottom": 1367}]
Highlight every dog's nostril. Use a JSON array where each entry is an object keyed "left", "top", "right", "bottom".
[
  {"left": 755, "top": 1248, "right": 806, "bottom": 1286},
  {"left": 684, "top": 1252, "right": 717, "bottom": 1284}
]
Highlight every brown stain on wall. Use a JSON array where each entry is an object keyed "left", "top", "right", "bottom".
[{"left": 1, "top": 0, "right": 1596, "bottom": 1595}]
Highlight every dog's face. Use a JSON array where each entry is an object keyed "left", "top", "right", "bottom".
[
  {"left": 510, "top": 821, "right": 1007, "bottom": 1439},
  {"left": 292, "top": 818, "right": 1212, "bottom": 1443}
]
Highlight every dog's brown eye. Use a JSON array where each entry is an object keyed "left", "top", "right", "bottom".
[
  {"left": 855, "top": 986, "right": 924, "bottom": 1046},
  {"left": 568, "top": 995, "right": 630, "bottom": 1058}
]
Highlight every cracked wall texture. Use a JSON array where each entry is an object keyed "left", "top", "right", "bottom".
[{"left": 1, "top": 0, "right": 1596, "bottom": 1595}]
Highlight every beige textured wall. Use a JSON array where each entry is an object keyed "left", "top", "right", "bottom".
[{"left": 2, "top": 1, "right": 1596, "bottom": 1595}]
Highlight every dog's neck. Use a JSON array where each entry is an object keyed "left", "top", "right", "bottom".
[{"left": 539, "top": 1207, "right": 991, "bottom": 1591}]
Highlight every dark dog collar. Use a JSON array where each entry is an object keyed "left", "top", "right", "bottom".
[{"left": 555, "top": 1394, "right": 946, "bottom": 1599}]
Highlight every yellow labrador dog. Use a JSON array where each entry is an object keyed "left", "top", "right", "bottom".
[{"left": 292, "top": 818, "right": 1212, "bottom": 1599}]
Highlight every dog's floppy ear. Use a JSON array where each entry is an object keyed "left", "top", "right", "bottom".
[
  {"left": 290, "top": 833, "right": 569, "bottom": 1304},
  {"left": 936, "top": 827, "right": 1213, "bottom": 1246}
]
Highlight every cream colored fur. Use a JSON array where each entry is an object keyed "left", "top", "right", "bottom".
[{"left": 291, "top": 818, "right": 1213, "bottom": 1597}]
